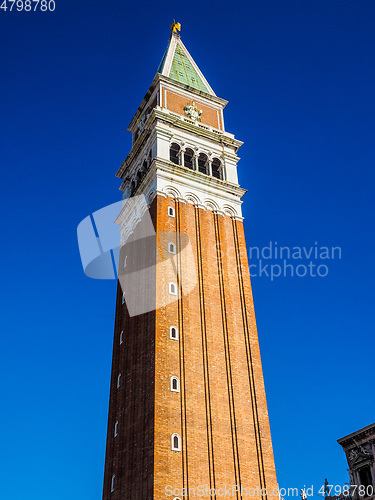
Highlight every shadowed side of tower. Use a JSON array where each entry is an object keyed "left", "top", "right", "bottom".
[
  {"left": 102, "top": 200, "right": 158, "bottom": 498},
  {"left": 103, "top": 26, "right": 278, "bottom": 500}
]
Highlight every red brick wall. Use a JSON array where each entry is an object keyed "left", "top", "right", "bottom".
[
  {"left": 162, "top": 89, "right": 222, "bottom": 130},
  {"left": 103, "top": 195, "right": 278, "bottom": 500}
]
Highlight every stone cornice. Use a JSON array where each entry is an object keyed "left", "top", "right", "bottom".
[
  {"left": 153, "top": 157, "right": 246, "bottom": 200},
  {"left": 120, "top": 157, "right": 246, "bottom": 199},
  {"left": 118, "top": 157, "right": 246, "bottom": 220},
  {"left": 338, "top": 423, "right": 375, "bottom": 448},
  {"left": 155, "top": 108, "right": 243, "bottom": 149}
]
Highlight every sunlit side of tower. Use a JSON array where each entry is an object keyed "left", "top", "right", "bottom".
[{"left": 103, "top": 24, "right": 279, "bottom": 500}]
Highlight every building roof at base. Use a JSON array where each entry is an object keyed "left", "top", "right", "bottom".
[{"left": 337, "top": 423, "right": 375, "bottom": 445}]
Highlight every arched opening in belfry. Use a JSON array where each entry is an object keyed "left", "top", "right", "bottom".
[
  {"left": 212, "top": 157, "right": 223, "bottom": 180},
  {"left": 198, "top": 153, "right": 208, "bottom": 175},
  {"left": 184, "top": 148, "right": 195, "bottom": 169},
  {"left": 170, "top": 142, "right": 181, "bottom": 165}
]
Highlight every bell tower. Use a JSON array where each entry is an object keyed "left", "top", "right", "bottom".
[{"left": 102, "top": 25, "right": 279, "bottom": 500}]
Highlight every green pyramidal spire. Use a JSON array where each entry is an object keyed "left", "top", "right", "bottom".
[
  {"left": 169, "top": 43, "right": 209, "bottom": 92},
  {"left": 157, "top": 31, "right": 215, "bottom": 96}
]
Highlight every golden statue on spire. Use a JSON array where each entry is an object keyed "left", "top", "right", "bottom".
[{"left": 170, "top": 20, "right": 181, "bottom": 33}]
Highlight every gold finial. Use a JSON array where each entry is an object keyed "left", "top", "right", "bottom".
[{"left": 170, "top": 20, "right": 181, "bottom": 33}]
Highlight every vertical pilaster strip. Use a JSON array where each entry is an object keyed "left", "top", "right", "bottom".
[
  {"left": 214, "top": 213, "right": 242, "bottom": 499},
  {"left": 195, "top": 206, "right": 216, "bottom": 495},
  {"left": 175, "top": 200, "right": 189, "bottom": 494},
  {"left": 232, "top": 218, "right": 267, "bottom": 498}
]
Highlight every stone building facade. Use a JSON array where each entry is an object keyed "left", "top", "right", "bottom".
[{"left": 338, "top": 423, "right": 375, "bottom": 500}]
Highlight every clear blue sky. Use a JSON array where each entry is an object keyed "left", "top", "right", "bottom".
[{"left": 1, "top": 1, "right": 374, "bottom": 499}]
